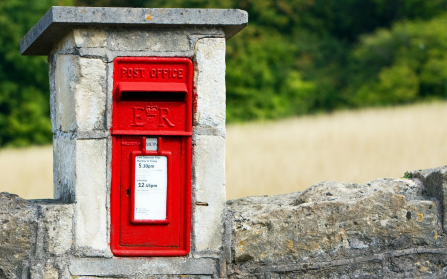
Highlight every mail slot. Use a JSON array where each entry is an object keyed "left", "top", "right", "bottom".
[{"left": 110, "top": 57, "right": 193, "bottom": 256}]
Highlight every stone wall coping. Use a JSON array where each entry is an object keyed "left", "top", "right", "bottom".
[{"left": 21, "top": 6, "right": 248, "bottom": 55}]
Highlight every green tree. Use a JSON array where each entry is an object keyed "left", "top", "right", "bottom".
[
  {"left": 1, "top": 0, "right": 445, "bottom": 147},
  {"left": 347, "top": 14, "right": 447, "bottom": 106},
  {"left": 0, "top": 0, "right": 73, "bottom": 147}
]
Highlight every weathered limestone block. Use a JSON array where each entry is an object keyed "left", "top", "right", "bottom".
[
  {"left": 192, "top": 135, "right": 226, "bottom": 253},
  {"left": 53, "top": 29, "right": 107, "bottom": 54},
  {"left": 411, "top": 165, "right": 447, "bottom": 231},
  {"left": 37, "top": 203, "right": 73, "bottom": 255},
  {"left": 53, "top": 133, "right": 76, "bottom": 201},
  {"left": 53, "top": 55, "right": 77, "bottom": 132},
  {"left": 193, "top": 38, "right": 226, "bottom": 134},
  {"left": 52, "top": 54, "right": 106, "bottom": 133},
  {"left": 69, "top": 258, "right": 217, "bottom": 277},
  {"left": 53, "top": 137, "right": 108, "bottom": 254},
  {"left": 52, "top": 26, "right": 226, "bottom": 62},
  {"left": 30, "top": 263, "right": 59, "bottom": 279},
  {"left": 108, "top": 28, "right": 191, "bottom": 52},
  {"left": 75, "top": 276, "right": 211, "bottom": 279},
  {"left": 237, "top": 252, "right": 447, "bottom": 278},
  {"left": 75, "top": 57, "right": 107, "bottom": 131},
  {"left": 74, "top": 29, "right": 107, "bottom": 49},
  {"left": 0, "top": 193, "right": 38, "bottom": 278},
  {"left": 74, "top": 139, "right": 108, "bottom": 254},
  {"left": 0, "top": 194, "right": 74, "bottom": 279},
  {"left": 226, "top": 178, "right": 442, "bottom": 273}
]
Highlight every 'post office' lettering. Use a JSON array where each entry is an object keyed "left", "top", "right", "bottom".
[{"left": 149, "top": 68, "right": 183, "bottom": 79}]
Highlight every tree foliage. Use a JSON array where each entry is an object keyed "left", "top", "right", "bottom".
[
  {"left": 347, "top": 14, "right": 447, "bottom": 106},
  {"left": 0, "top": 0, "right": 445, "bottom": 146},
  {"left": 0, "top": 0, "right": 73, "bottom": 147}
]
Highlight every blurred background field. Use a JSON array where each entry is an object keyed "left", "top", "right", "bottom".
[
  {"left": 2, "top": 102, "right": 446, "bottom": 200},
  {"left": 0, "top": 146, "right": 53, "bottom": 199},
  {"left": 226, "top": 101, "right": 447, "bottom": 199},
  {"left": 0, "top": 0, "right": 445, "bottom": 199}
]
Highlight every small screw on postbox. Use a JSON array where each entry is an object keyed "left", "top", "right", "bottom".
[{"left": 110, "top": 57, "right": 193, "bottom": 257}]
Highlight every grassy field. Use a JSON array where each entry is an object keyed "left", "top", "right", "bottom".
[
  {"left": 226, "top": 101, "right": 447, "bottom": 199},
  {"left": 1, "top": 102, "right": 446, "bottom": 200},
  {"left": 0, "top": 145, "right": 53, "bottom": 199}
]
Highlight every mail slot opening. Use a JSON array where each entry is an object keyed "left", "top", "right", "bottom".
[{"left": 120, "top": 91, "right": 185, "bottom": 102}]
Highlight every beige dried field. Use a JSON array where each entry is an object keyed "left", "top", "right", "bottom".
[
  {"left": 0, "top": 145, "right": 53, "bottom": 199},
  {"left": 226, "top": 101, "right": 447, "bottom": 199},
  {"left": 0, "top": 101, "right": 446, "bottom": 200}
]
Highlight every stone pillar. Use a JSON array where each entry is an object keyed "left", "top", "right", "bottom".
[{"left": 20, "top": 6, "right": 247, "bottom": 276}]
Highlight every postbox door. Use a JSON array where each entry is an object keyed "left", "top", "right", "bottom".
[
  {"left": 110, "top": 57, "right": 192, "bottom": 257},
  {"left": 118, "top": 136, "right": 185, "bottom": 247}
]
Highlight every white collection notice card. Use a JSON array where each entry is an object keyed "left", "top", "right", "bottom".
[{"left": 134, "top": 155, "right": 167, "bottom": 220}]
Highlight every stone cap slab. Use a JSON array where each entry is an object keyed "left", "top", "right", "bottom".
[{"left": 21, "top": 6, "right": 248, "bottom": 55}]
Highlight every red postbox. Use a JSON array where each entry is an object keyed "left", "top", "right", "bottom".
[{"left": 110, "top": 57, "right": 192, "bottom": 256}]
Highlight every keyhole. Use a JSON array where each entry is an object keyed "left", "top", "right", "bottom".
[{"left": 126, "top": 189, "right": 130, "bottom": 196}]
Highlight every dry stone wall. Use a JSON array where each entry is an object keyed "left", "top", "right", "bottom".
[
  {"left": 0, "top": 193, "right": 73, "bottom": 278},
  {"left": 1, "top": 166, "right": 447, "bottom": 278},
  {"left": 225, "top": 166, "right": 447, "bottom": 278}
]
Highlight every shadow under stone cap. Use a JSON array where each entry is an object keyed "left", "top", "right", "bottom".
[{"left": 20, "top": 6, "right": 248, "bottom": 56}]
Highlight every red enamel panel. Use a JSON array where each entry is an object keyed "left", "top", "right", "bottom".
[{"left": 111, "top": 57, "right": 192, "bottom": 256}]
